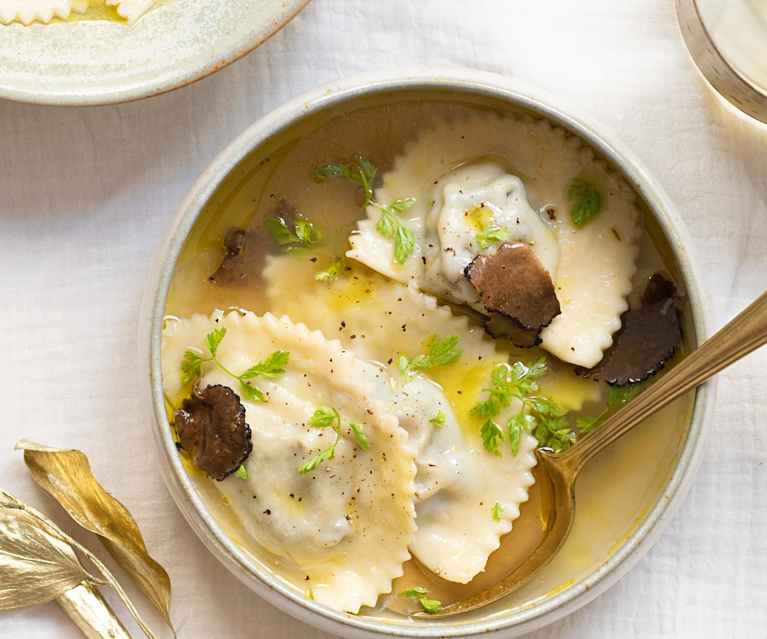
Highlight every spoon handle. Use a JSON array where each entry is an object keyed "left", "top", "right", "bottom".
[{"left": 559, "top": 289, "right": 767, "bottom": 474}]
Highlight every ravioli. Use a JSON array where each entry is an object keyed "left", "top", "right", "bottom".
[
  {"left": 105, "top": 0, "right": 155, "bottom": 22},
  {"left": 0, "top": 0, "right": 86, "bottom": 24},
  {"left": 162, "top": 312, "right": 416, "bottom": 613},
  {"left": 347, "top": 115, "right": 641, "bottom": 368},
  {"left": 0, "top": 0, "right": 155, "bottom": 24},
  {"left": 264, "top": 253, "right": 537, "bottom": 583}
]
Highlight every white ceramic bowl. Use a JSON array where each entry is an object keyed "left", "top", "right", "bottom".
[
  {"left": 141, "top": 69, "right": 714, "bottom": 638},
  {"left": 0, "top": 0, "right": 309, "bottom": 106}
]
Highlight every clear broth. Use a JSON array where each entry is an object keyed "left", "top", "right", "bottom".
[{"left": 165, "top": 94, "right": 695, "bottom": 622}]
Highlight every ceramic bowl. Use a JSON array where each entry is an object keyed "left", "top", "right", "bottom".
[
  {"left": 141, "top": 69, "right": 714, "bottom": 638},
  {"left": 0, "top": 0, "right": 309, "bottom": 106}
]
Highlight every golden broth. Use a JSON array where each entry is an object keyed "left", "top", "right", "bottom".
[{"left": 165, "top": 96, "right": 695, "bottom": 620}]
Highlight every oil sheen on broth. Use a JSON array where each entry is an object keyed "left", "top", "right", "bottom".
[{"left": 165, "top": 98, "right": 694, "bottom": 616}]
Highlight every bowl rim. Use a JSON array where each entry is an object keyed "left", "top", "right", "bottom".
[
  {"left": 0, "top": 0, "right": 310, "bottom": 107},
  {"left": 143, "top": 68, "right": 714, "bottom": 638}
]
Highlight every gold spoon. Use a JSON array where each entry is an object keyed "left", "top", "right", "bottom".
[{"left": 426, "top": 289, "right": 767, "bottom": 617}]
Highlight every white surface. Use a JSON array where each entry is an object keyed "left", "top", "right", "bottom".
[{"left": 0, "top": 1, "right": 765, "bottom": 638}]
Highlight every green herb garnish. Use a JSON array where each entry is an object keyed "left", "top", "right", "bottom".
[
  {"left": 299, "top": 441, "right": 338, "bottom": 475},
  {"left": 313, "top": 155, "right": 417, "bottom": 264},
  {"left": 398, "top": 335, "right": 462, "bottom": 375},
  {"left": 607, "top": 382, "right": 645, "bottom": 408},
  {"left": 349, "top": 421, "right": 370, "bottom": 451},
  {"left": 492, "top": 502, "right": 504, "bottom": 522},
  {"left": 400, "top": 587, "right": 443, "bottom": 615},
  {"left": 313, "top": 154, "right": 377, "bottom": 206},
  {"left": 576, "top": 382, "right": 646, "bottom": 435},
  {"left": 299, "top": 406, "right": 369, "bottom": 473},
  {"left": 480, "top": 419, "right": 504, "bottom": 456},
  {"left": 429, "top": 411, "right": 446, "bottom": 428},
  {"left": 576, "top": 415, "right": 599, "bottom": 433},
  {"left": 475, "top": 225, "right": 509, "bottom": 249},
  {"left": 472, "top": 359, "right": 572, "bottom": 455},
  {"left": 234, "top": 465, "right": 248, "bottom": 480},
  {"left": 180, "top": 327, "right": 288, "bottom": 403},
  {"left": 374, "top": 198, "right": 417, "bottom": 264},
  {"left": 418, "top": 598, "right": 443, "bottom": 615},
  {"left": 265, "top": 215, "right": 321, "bottom": 249},
  {"left": 308, "top": 406, "right": 340, "bottom": 429},
  {"left": 567, "top": 178, "right": 603, "bottom": 228},
  {"left": 240, "top": 350, "right": 290, "bottom": 380},
  {"left": 315, "top": 256, "right": 347, "bottom": 283}
]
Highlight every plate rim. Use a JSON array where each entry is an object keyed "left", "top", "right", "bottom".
[{"left": 0, "top": 0, "right": 311, "bottom": 107}]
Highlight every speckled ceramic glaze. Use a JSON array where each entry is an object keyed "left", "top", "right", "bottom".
[
  {"left": 141, "top": 70, "right": 714, "bottom": 638},
  {"left": 0, "top": 0, "right": 310, "bottom": 105}
]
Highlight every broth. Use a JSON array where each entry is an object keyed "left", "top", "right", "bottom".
[{"left": 165, "top": 95, "right": 695, "bottom": 620}]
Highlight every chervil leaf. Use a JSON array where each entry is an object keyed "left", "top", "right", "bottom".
[
  {"left": 474, "top": 358, "right": 574, "bottom": 457},
  {"left": 312, "top": 156, "right": 378, "bottom": 206},
  {"left": 568, "top": 178, "right": 603, "bottom": 228},
  {"left": 240, "top": 351, "right": 290, "bottom": 380},
  {"left": 265, "top": 215, "right": 320, "bottom": 249},
  {"left": 429, "top": 411, "right": 446, "bottom": 428},
  {"left": 355, "top": 155, "right": 377, "bottom": 185},
  {"left": 423, "top": 335, "right": 462, "bottom": 368},
  {"left": 475, "top": 226, "right": 509, "bottom": 249},
  {"left": 265, "top": 216, "right": 301, "bottom": 246},
  {"left": 312, "top": 163, "right": 350, "bottom": 182},
  {"left": 526, "top": 357, "right": 548, "bottom": 380},
  {"left": 471, "top": 398, "right": 498, "bottom": 419},
  {"left": 389, "top": 197, "right": 416, "bottom": 213},
  {"left": 481, "top": 420, "right": 503, "bottom": 455},
  {"left": 607, "top": 382, "right": 645, "bottom": 409},
  {"left": 180, "top": 350, "right": 204, "bottom": 385},
  {"left": 376, "top": 208, "right": 397, "bottom": 238},
  {"left": 294, "top": 218, "right": 321, "bottom": 245},
  {"left": 298, "top": 439, "right": 337, "bottom": 474},
  {"left": 348, "top": 422, "right": 369, "bottom": 451},
  {"left": 400, "top": 587, "right": 429, "bottom": 599},
  {"left": 206, "top": 328, "right": 227, "bottom": 357},
  {"left": 507, "top": 416, "right": 523, "bottom": 456},
  {"left": 239, "top": 381, "right": 267, "bottom": 403},
  {"left": 376, "top": 204, "right": 416, "bottom": 265},
  {"left": 418, "top": 597, "right": 442, "bottom": 614},
  {"left": 576, "top": 416, "right": 599, "bottom": 433},
  {"left": 308, "top": 406, "right": 340, "bottom": 429},
  {"left": 394, "top": 223, "right": 417, "bottom": 264},
  {"left": 315, "top": 257, "right": 347, "bottom": 283},
  {"left": 529, "top": 396, "right": 565, "bottom": 418},
  {"left": 400, "top": 335, "right": 462, "bottom": 374},
  {"left": 492, "top": 502, "right": 504, "bottom": 522},
  {"left": 234, "top": 465, "right": 248, "bottom": 480}
]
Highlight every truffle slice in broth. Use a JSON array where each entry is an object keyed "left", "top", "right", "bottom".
[{"left": 162, "top": 312, "right": 416, "bottom": 613}]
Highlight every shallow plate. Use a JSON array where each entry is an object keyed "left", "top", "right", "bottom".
[{"left": 0, "top": 0, "right": 310, "bottom": 106}]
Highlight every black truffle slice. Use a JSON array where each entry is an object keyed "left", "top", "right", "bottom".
[
  {"left": 484, "top": 313, "right": 542, "bottom": 348},
  {"left": 466, "top": 242, "right": 561, "bottom": 332},
  {"left": 580, "top": 273, "right": 682, "bottom": 385},
  {"left": 174, "top": 385, "right": 253, "bottom": 481},
  {"left": 209, "top": 227, "right": 269, "bottom": 286}
]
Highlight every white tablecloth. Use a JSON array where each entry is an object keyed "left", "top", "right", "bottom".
[{"left": 1, "top": 1, "right": 766, "bottom": 637}]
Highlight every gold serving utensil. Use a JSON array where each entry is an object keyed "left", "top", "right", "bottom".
[{"left": 431, "top": 290, "right": 767, "bottom": 617}]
